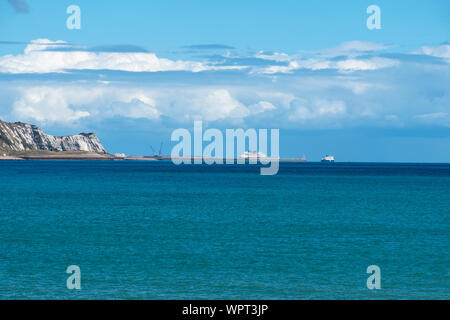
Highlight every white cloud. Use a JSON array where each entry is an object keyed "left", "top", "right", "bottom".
[
  {"left": 8, "top": 85, "right": 253, "bottom": 124},
  {"left": 108, "top": 98, "right": 160, "bottom": 120},
  {"left": 12, "top": 86, "right": 91, "bottom": 122},
  {"left": 1, "top": 39, "right": 449, "bottom": 131},
  {"left": 0, "top": 39, "right": 246, "bottom": 74},
  {"left": 23, "top": 39, "right": 74, "bottom": 54},
  {"left": 11, "top": 85, "right": 162, "bottom": 123},
  {"left": 187, "top": 89, "right": 250, "bottom": 121},
  {"left": 334, "top": 57, "right": 398, "bottom": 72},
  {"left": 248, "top": 101, "right": 276, "bottom": 115},
  {"left": 0, "top": 39, "right": 402, "bottom": 75},
  {"left": 254, "top": 51, "right": 292, "bottom": 62},
  {"left": 255, "top": 57, "right": 398, "bottom": 74},
  {"left": 288, "top": 99, "right": 347, "bottom": 121},
  {"left": 246, "top": 41, "right": 398, "bottom": 74},
  {"left": 256, "top": 61, "right": 300, "bottom": 74},
  {"left": 4, "top": 73, "right": 449, "bottom": 131},
  {"left": 252, "top": 41, "right": 397, "bottom": 74},
  {"left": 415, "top": 45, "right": 450, "bottom": 59}
]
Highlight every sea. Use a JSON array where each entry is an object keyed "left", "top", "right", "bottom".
[{"left": 0, "top": 160, "right": 448, "bottom": 299}]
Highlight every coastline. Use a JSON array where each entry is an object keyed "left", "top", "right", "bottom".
[
  {"left": 1, "top": 153, "right": 309, "bottom": 162},
  {"left": 0, "top": 151, "right": 115, "bottom": 161}
]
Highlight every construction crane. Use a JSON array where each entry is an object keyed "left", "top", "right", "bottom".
[
  {"left": 158, "top": 142, "right": 163, "bottom": 157},
  {"left": 150, "top": 146, "right": 157, "bottom": 156},
  {"left": 150, "top": 142, "right": 164, "bottom": 159}
]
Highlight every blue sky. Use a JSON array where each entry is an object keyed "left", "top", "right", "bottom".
[{"left": 0, "top": 0, "right": 449, "bottom": 161}]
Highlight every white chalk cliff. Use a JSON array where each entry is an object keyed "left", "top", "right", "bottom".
[{"left": 0, "top": 119, "right": 107, "bottom": 153}]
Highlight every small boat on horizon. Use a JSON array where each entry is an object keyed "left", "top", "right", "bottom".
[{"left": 321, "top": 155, "right": 335, "bottom": 163}]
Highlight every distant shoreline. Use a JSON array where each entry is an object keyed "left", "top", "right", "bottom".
[
  {"left": 0, "top": 152, "right": 308, "bottom": 162},
  {"left": 1, "top": 153, "right": 448, "bottom": 164},
  {"left": 0, "top": 151, "right": 114, "bottom": 161}
]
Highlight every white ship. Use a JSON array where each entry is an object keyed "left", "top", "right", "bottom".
[
  {"left": 239, "top": 151, "right": 267, "bottom": 160},
  {"left": 321, "top": 155, "right": 335, "bottom": 162}
]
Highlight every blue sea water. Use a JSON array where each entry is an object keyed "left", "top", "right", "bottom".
[{"left": 0, "top": 160, "right": 448, "bottom": 300}]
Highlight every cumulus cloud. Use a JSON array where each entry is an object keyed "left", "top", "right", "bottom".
[
  {"left": 108, "top": 98, "right": 159, "bottom": 120},
  {"left": 188, "top": 89, "right": 249, "bottom": 121},
  {"left": 3, "top": 67, "right": 449, "bottom": 131},
  {"left": 12, "top": 87, "right": 91, "bottom": 123},
  {"left": 0, "top": 39, "right": 403, "bottom": 75},
  {"left": 7, "top": 85, "right": 257, "bottom": 124},
  {"left": 248, "top": 101, "right": 276, "bottom": 115},
  {"left": 10, "top": 85, "right": 165, "bottom": 123},
  {"left": 0, "top": 39, "right": 246, "bottom": 74},
  {"left": 0, "top": 39, "right": 449, "bottom": 133}
]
